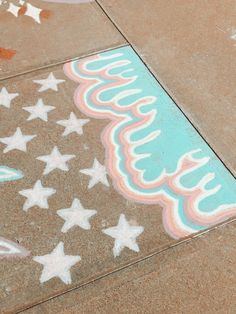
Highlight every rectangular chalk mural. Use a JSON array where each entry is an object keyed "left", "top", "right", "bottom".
[
  {"left": 1, "top": 46, "right": 236, "bottom": 293},
  {"left": 64, "top": 46, "right": 236, "bottom": 240}
]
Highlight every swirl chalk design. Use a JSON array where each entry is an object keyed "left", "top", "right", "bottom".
[
  {"left": 0, "top": 237, "right": 30, "bottom": 259},
  {"left": 0, "top": 166, "right": 29, "bottom": 258},
  {"left": 64, "top": 46, "right": 236, "bottom": 239},
  {"left": 0, "top": 166, "right": 23, "bottom": 182}
]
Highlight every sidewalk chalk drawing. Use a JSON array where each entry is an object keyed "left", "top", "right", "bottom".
[
  {"left": 64, "top": 46, "right": 236, "bottom": 240},
  {"left": 1, "top": 0, "right": 93, "bottom": 25},
  {"left": 0, "top": 237, "right": 30, "bottom": 259},
  {"left": 228, "top": 27, "right": 236, "bottom": 46},
  {"left": 0, "top": 0, "right": 91, "bottom": 58},
  {"left": 0, "top": 166, "right": 23, "bottom": 182},
  {"left": 1, "top": 1, "right": 51, "bottom": 24},
  {"left": 0, "top": 166, "right": 29, "bottom": 258}
]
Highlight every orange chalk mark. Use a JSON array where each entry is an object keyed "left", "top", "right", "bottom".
[
  {"left": 18, "top": 6, "right": 26, "bottom": 15},
  {"left": 0, "top": 47, "right": 16, "bottom": 60},
  {"left": 40, "top": 9, "right": 52, "bottom": 19}
]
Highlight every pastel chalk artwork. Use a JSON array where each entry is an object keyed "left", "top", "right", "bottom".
[
  {"left": 0, "top": 166, "right": 29, "bottom": 258},
  {"left": 0, "top": 237, "right": 30, "bottom": 259},
  {"left": 80, "top": 158, "right": 110, "bottom": 189},
  {"left": 0, "top": 87, "right": 19, "bottom": 108},
  {"left": 23, "top": 98, "right": 55, "bottom": 122},
  {"left": 229, "top": 27, "right": 236, "bottom": 40},
  {"left": 56, "top": 112, "right": 90, "bottom": 137},
  {"left": 19, "top": 180, "right": 56, "bottom": 212},
  {"left": 2, "top": 1, "right": 50, "bottom": 24},
  {"left": 1, "top": 0, "right": 94, "bottom": 27},
  {"left": 33, "top": 242, "right": 81, "bottom": 284},
  {"left": 0, "top": 165, "right": 23, "bottom": 182},
  {"left": 102, "top": 214, "right": 144, "bottom": 257},
  {"left": 64, "top": 46, "right": 236, "bottom": 240},
  {"left": 0, "top": 127, "right": 37, "bottom": 154},
  {"left": 1, "top": 0, "right": 236, "bottom": 310},
  {"left": 36, "top": 146, "right": 75, "bottom": 175},
  {"left": 57, "top": 198, "right": 97, "bottom": 233},
  {"left": 33, "top": 72, "right": 65, "bottom": 92}
]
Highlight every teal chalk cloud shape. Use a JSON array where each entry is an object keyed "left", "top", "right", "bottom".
[
  {"left": 0, "top": 166, "right": 23, "bottom": 183},
  {"left": 64, "top": 46, "right": 236, "bottom": 239}
]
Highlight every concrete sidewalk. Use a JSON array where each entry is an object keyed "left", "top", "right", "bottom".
[{"left": 0, "top": 1, "right": 235, "bottom": 313}]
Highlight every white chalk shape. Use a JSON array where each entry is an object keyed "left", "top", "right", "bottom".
[
  {"left": 33, "top": 72, "right": 65, "bottom": 92},
  {"left": 57, "top": 112, "right": 90, "bottom": 137},
  {"left": 33, "top": 242, "right": 81, "bottom": 284},
  {"left": 57, "top": 198, "right": 97, "bottom": 233},
  {"left": 230, "top": 28, "right": 236, "bottom": 40},
  {"left": 36, "top": 146, "right": 75, "bottom": 175},
  {"left": 24, "top": 3, "right": 42, "bottom": 24},
  {"left": 23, "top": 98, "right": 55, "bottom": 122},
  {"left": 0, "top": 87, "right": 19, "bottom": 108},
  {"left": 102, "top": 214, "right": 144, "bottom": 257},
  {"left": 7, "top": 3, "right": 20, "bottom": 17},
  {"left": 0, "top": 127, "right": 36, "bottom": 153},
  {"left": 80, "top": 158, "right": 109, "bottom": 189},
  {"left": 19, "top": 180, "right": 56, "bottom": 211}
]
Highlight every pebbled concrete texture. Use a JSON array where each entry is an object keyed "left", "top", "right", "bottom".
[
  {"left": 97, "top": 0, "right": 236, "bottom": 175},
  {"left": 23, "top": 220, "right": 236, "bottom": 314}
]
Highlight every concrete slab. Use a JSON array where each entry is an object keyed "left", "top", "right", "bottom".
[
  {"left": 98, "top": 0, "right": 236, "bottom": 174},
  {"left": 24, "top": 220, "right": 236, "bottom": 314},
  {"left": 0, "top": 0, "right": 125, "bottom": 79},
  {"left": 0, "top": 46, "right": 235, "bottom": 312}
]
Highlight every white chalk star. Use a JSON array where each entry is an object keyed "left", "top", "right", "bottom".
[
  {"left": 0, "top": 127, "right": 36, "bottom": 153},
  {"left": 80, "top": 158, "right": 109, "bottom": 189},
  {"left": 7, "top": 3, "right": 20, "bottom": 17},
  {"left": 24, "top": 3, "right": 42, "bottom": 24},
  {"left": 102, "top": 214, "right": 144, "bottom": 257},
  {"left": 19, "top": 180, "right": 56, "bottom": 212},
  {"left": 36, "top": 146, "right": 75, "bottom": 175},
  {"left": 33, "top": 242, "right": 81, "bottom": 284},
  {"left": 0, "top": 87, "right": 19, "bottom": 108},
  {"left": 57, "top": 198, "right": 97, "bottom": 233},
  {"left": 57, "top": 112, "right": 90, "bottom": 137},
  {"left": 33, "top": 72, "right": 65, "bottom": 92},
  {"left": 230, "top": 28, "right": 236, "bottom": 41},
  {"left": 23, "top": 98, "right": 55, "bottom": 122}
]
